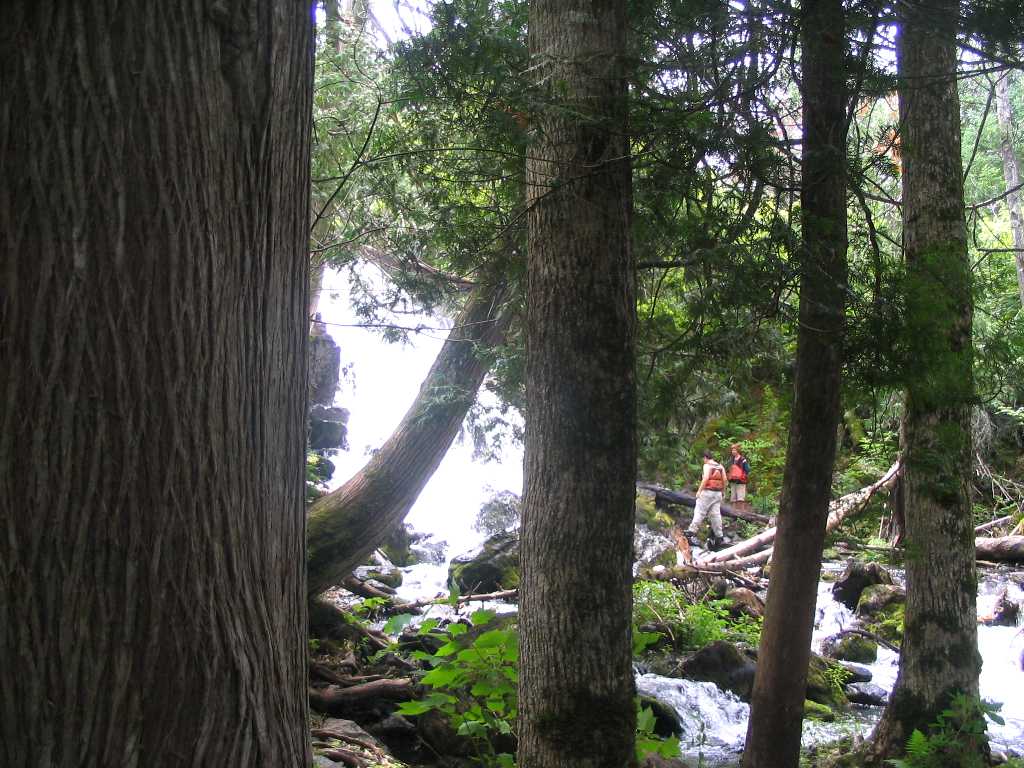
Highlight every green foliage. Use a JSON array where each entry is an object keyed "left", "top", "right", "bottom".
[
  {"left": 886, "top": 694, "right": 1003, "bottom": 768},
  {"left": 632, "top": 580, "right": 761, "bottom": 650},
  {"left": 474, "top": 490, "right": 521, "bottom": 536},
  {"left": 396, "top": 609, "right": 518, "bottom": 767},
  {"left": 394, "top": 610, "right": 682, "bottom": 767},
  {"left": 635, "top": 701, "right": 681, "bottom": 761}
]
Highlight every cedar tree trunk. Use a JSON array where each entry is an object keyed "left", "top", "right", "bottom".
[
  {"left": 741, "top": 2, "right": 849, "bottom": 765},
  {"left": 0, "top": 2, "right": 313, "bottom": 766},
  {"left": 306, "top": 280, "right": 511, "bottom": 596},
  {"left": 869, "top": 1, "right": 984, "bottom": 761},
  {"left": 517, "top": 1, "right": 638, "bottom": 766}
]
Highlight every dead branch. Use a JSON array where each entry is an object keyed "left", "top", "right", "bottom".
[
  {"left": 637, "top": 482, "right": 771, "bottom": 524},
  {"left": 309, "top": 678, "right": 415, "bottom": 714}
]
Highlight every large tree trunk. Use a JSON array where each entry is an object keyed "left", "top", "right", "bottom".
[
  {"left": 870, "top": 2, "right": 984, "bottom": 762},
  {"left": 995, "top": 70, "right": 1024, "bottom": 307},
  {"left": 742, "top": 2, "right": 849, "bottom": 765},
  {"left": 306, "top": 280, "right": 511, "bottom": 596},
  {"left": 0, "top": 4, "right": 312, "bottom": 766},
  {"left": 517, "top": 0, "right": 637, "bottom": 766}
]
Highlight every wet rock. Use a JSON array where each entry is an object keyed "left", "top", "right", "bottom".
[
  {"left": 982, "top": 586, "right": 1020, "bottom": 627},
  {"left": 804, "top": 698, "right": 835, "bottom": 722},
  {"left": 846, "top": 682, "right": 888, "bottom": 706},
  {"left": 833, "top": 561, "right": 893, "bottom": 611},
  {"left": 805, "top": 654, "right": 849, "bottom": 709},
  {"left": 820, "top": 631, "right": 878, "bottom": 664},
  {"left": 448, "top": 531, "right": 520, "bottom": 593},
  {"left": 639, "top": 695, "right": 683, "bottom": 738},
  {"left": 679, "top": 640, "right": 757, "bottom": 701},
  {"left": 309, "top": 327, "right": 342, "bottom": 407},
  {"left": 721, "top": 587, "right": 765, "bottom": 620},
  {"left": 836, "top": 661, "right": 872, "bottom": 683},
  {"left": 354, "top": 562, "right": 403, "bottom": 590}
]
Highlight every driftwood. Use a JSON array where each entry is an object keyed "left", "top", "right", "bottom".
[
  {"left": 309, "top": 678, "right": 415, "bottom": 714},
  {"left": 975, "top": 515, "right": 1015, "bottom": 534},
  {"left": 342, "top": 575, "right": 395, "bottom": 600},
  {"left": 637, "top": 482, "right": 771, "bottom": 524},
  {"left": 974, "top": 536, "right": 1024, "bottom": 562},
  {"left": 392, "top": 588, "right": 519, "bottom": 612},
  {"left": 695, "top": 462, "right": 902, "bottom": 568}
]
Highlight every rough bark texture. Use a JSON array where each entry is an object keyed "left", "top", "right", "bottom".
[
  {"left": 869, "top": 2, "right": 983, "bottom": 762},
  {"left": 0, "top": 3, "right": 313, "bottom": 766},
  {"left": 518, "top": 1, "right": 637, "bottom": 766},
  {"left": 995, "top": 71, "right": 1024, "bottom": 308},
  {"left": 742, "top": 1, "right": 848, "bottom": 764},
  {"left": 306, "top": 281, "right": 511, "bottom": 596}
]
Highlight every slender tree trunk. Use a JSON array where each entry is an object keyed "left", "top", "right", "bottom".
[
  {"left": 306, "top": 281, "right": 511, "bottom": 596},
  {"left": 995, "top": 70, "right": 1024, "bottom": 307},
  {"left": 0, "top": 3, "right": 313, "bottom": 766},
  {"left": 741, "top": 2, "right": 848, "bottom": 766},
  {"left": 869, "top": 1, "right": 983, "bottom": 762},
  {"left": 518, "top": 1, "right": 637, "bottom": 766}
]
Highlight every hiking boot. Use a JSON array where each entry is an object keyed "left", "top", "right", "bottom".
[
  {"left": 707, "top": 535, "right": 724, "bottom": 551},
  {"left": 684, "top": 530, "right": 700, "bottom": 547}
]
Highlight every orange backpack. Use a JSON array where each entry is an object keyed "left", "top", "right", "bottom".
[
  {"left": 728, "top": 462, "right": 748, "bottom": 484},
  {"left": 706, "top": 465, "right": 725, "bottom": 491}
]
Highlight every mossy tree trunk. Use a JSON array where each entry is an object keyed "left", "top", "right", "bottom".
[
  {"left": 741, "top": 1, "right": 849, "bottom": 765},
  {"left": 0, "top": 2, "right": 313, "bottom": 765},
  {"left": 306, "top": 281, "right": 511, "bottom": 597},
  {"left": 869, "top": 0, "right": 984, "bottom": 761},
  {"left": 517, "top": 0, "right": 638, "bottom": 766}
]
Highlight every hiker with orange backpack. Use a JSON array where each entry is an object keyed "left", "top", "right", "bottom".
[
  {"left": 685, "top": 449, "right": 727, "bottom": 550},
  {"left": 727, "top": 443, "right": 751, "bottom": 505}
]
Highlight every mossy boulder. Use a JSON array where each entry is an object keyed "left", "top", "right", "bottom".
[
  {"left": 804, "top": 699, "right": 835, "bottom": 722},
  {"left": 447, "top": 531, "right": 520, "bottom": 593},
  {"left": 806, "top": 653, "right": 850, "bottom": 709},
  {"left": 820, "top": 632, "right": 878, "bottom": 664},
  {"left": 832, "top": 561, "right": 893, "bottom": 610},
  {"left": 856, "top": 583, "right": 906, "bottom": 644}
]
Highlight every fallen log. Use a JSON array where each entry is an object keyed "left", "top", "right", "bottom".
[
  {"left": 637, "top": 482, "right": 771, "bottom": 524},
  {"left": 309, "top": 678, "right": 415, "bottom": 715},
  {"left": 696, "top": 462, "right": 902, "bottom": 567},
  {"left": 974, "top": 536, "right": 1024, "bottom": 562},
  {"left": 392, "top": 587, "right": 519, "bottom": 612},
  {"left": 975, "top": 515, "right": 1015, "bottom": 534}
]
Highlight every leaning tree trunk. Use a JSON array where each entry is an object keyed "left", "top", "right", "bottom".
[
  {"left": 995, "top": 70, "right": 1024, "bottom": 308},
  {"left": 742, "top": 2, "right": 848, "bottom": 765},
  {"left": 0, "top": 4, "right": 312, "bottom": 766},
  {"left": 306, "top": 280, "right": 511, "bottom": 596},
  {"left": 870, "top": 1, "right": 983, "bottom": 762},
  {"left": 517, "top": 1, "right": 637, "bottom": 766}
]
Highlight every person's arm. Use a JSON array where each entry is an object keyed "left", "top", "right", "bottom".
[{"left": 697, "top": 464, "right": 710, "bottom": 492}]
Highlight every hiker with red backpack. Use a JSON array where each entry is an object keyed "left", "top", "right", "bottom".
[
  {"left": 727, "top": 443, "right": 751, "bottom": 506},
  {"left": 685, "top": 450, "right": 727, "bottom": 550}
]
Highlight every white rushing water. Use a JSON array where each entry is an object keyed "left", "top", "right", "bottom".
[{"left": 319, "top": 267, "right": 1024, "bottom": 758}]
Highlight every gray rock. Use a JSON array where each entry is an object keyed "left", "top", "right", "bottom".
[
  {"left": 310, "top": 405, "right": 350, "bottom": 450},
  {"left": 846, "top": 682, "right": 889, "bottom": 706},
  {"left": 309, "top": 329, "right": 342, "bottom": 407}
]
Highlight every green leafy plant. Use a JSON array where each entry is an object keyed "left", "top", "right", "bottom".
[
  {"left": 394, "top": 608, "right": 685, "bottom": 767},
  {"left": 632, "top": 580, "right": 762, "bottom": 650},
  {"left": 635, "top": 701, "right": 681, "bottom": 761},
  {"left": 396, "top": 609, "right": 518, "bottom": 767},
  {"left": 886, "top": 693, "right": 1004, "bottom": 768}
]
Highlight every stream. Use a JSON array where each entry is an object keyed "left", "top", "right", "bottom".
[{"left": 317, "top": 267, "right": 1024, "bottom": 763}]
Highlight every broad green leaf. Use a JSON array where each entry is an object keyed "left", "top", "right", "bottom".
[
  {"left": 383, "top": 613, "right": 416, "bottom": 635},
  {"left": 471, "top": 608, "right": 497, "bottom": 626}
]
